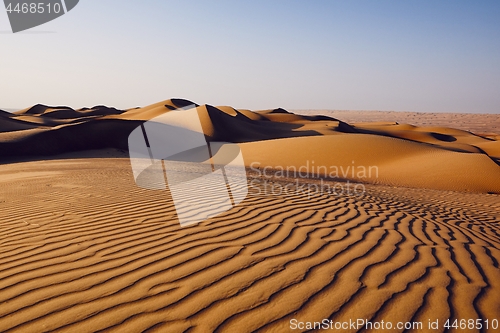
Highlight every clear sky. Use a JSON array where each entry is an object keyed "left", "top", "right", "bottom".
[{"left": 1, "top": 0, "right": 499, "bottom": 113}]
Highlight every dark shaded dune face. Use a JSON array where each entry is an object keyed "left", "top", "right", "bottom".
[
  {"left": 16, "top": 104, "right": 51, "bottom": 115},
  {"left": 163, "top": 98, "right": 199, "bottom": 110},
  {"left": 15, "top": 104, "right": 75, "bottom": 115},
  {"left": 0, "top": 109, "right": 13, "bottom": 117},
  {"left": 202, "top": 105, "right": 321, "bottom": 142},
  {"left": 256, "top": 109, "right": 356, "bottom": 132},
  {"left": 0, "top": 119, "right": 143, "bottom": 157},
  {"left": 0, "top": 116, "right": 41, "bottom": 132},
  {"left": 77, "top": 106, "right": 124, "bottom": 117},
  {"left": 429, "top": 132, "right": 457, "bottom": 142},
  {"left": 259, "top": 113, "right": 309, "bottom": 123},
  {"left": 39, "top": 109, "right": 88, "bottom": 119},
  {"left": 214, "top": 106, "right": 239, "bottom": 116},
  {"left": 14, "top": 115, "right": 74, "bottom": 127},
  {"left": 258, "top": 107, "right": 290, "bottom": 114},
  {"left": 13, "top": 104, "right": 126, "bottom": 119},
  {"left": 301, "top": 114, "right": 339, "bottom": 122},
  {"left": 170, "top": 98, "right": 198, "bottom": 108},
  {"left": 36, "top": 106, "right": 125, "bottom": 119},
  {"left": 336, "top": 121, "right": 357, "bottom": 133}
]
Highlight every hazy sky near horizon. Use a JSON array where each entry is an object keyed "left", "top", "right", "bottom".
[{"left": 1, "top": 1, "right": 499, "bottom": 113}]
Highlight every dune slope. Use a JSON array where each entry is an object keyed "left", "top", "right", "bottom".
[{"left": 1, "top": 99, "right": 499, "bottom": 194}]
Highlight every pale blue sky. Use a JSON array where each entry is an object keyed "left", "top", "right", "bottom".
[{"left": 1, "top": 1, "right": 499, "bottom": 113}]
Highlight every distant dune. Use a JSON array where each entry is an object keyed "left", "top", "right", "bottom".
[
  {"left": 0, "top": 108, "right": 20, "bottom": 114},
  {"left": 296, "top": 110, "right": 500, "bottom": 137},
  {"left": 1, "top": 99, "right": 499, "bottom": 194}
]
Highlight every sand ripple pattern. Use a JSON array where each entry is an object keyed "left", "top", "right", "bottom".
[{"left": 0, "top": 159, "right": 499, "bottom": 332}]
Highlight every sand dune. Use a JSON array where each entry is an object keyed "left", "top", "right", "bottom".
[
  {"left": 3, "top": 99, "right": 498, "bottom": 193},
  {"left": 240, "top": 134, "right": 500, "bottom": 193},
  {"left": 0, "top": 116, "right": 41, "bottom": 133},
  {"left": 0, "top": 109, "right": 14, "bottom": 117},
  {"left": 0, "top": 100, "right": 499, "bottom": 332},
  {"left": 296, "top": 110, "right": 500, "bottom": 137}
]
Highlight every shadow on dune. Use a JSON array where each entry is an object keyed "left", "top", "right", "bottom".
[
  {"left": 429, "top": 132, "right": 456, "bottom": 142},
  {"left": 0, "top": 100, "right": 356, "bottom": 163},
  {"left": 1, "top": 99, "right": 499, "bottom": 180},
  {"left": 0, "top": 119, "right": 143, "bottom": 158}
]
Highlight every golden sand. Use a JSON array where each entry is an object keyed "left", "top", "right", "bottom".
[{"left": 0, "top": 100, "right": 499, "bottom": 332}]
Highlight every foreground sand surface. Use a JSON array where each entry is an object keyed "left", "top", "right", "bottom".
[{"left": 0, "top": 158, "right": 499, "bottom": 332}]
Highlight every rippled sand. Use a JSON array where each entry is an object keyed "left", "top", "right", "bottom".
[{"left": 0, "top": 158, "right": 498, "bottom": 332}]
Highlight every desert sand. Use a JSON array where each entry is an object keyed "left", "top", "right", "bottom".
[
  {"left": 0, "top": 100, "right": 499, "bottom": 332},
  {"left": 295, "top": 110, "right": 500, "bottom": 137}
]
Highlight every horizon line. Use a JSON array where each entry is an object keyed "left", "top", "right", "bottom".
[{"left": 2, "top": 106, "right": 498, "bottom": 115}]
